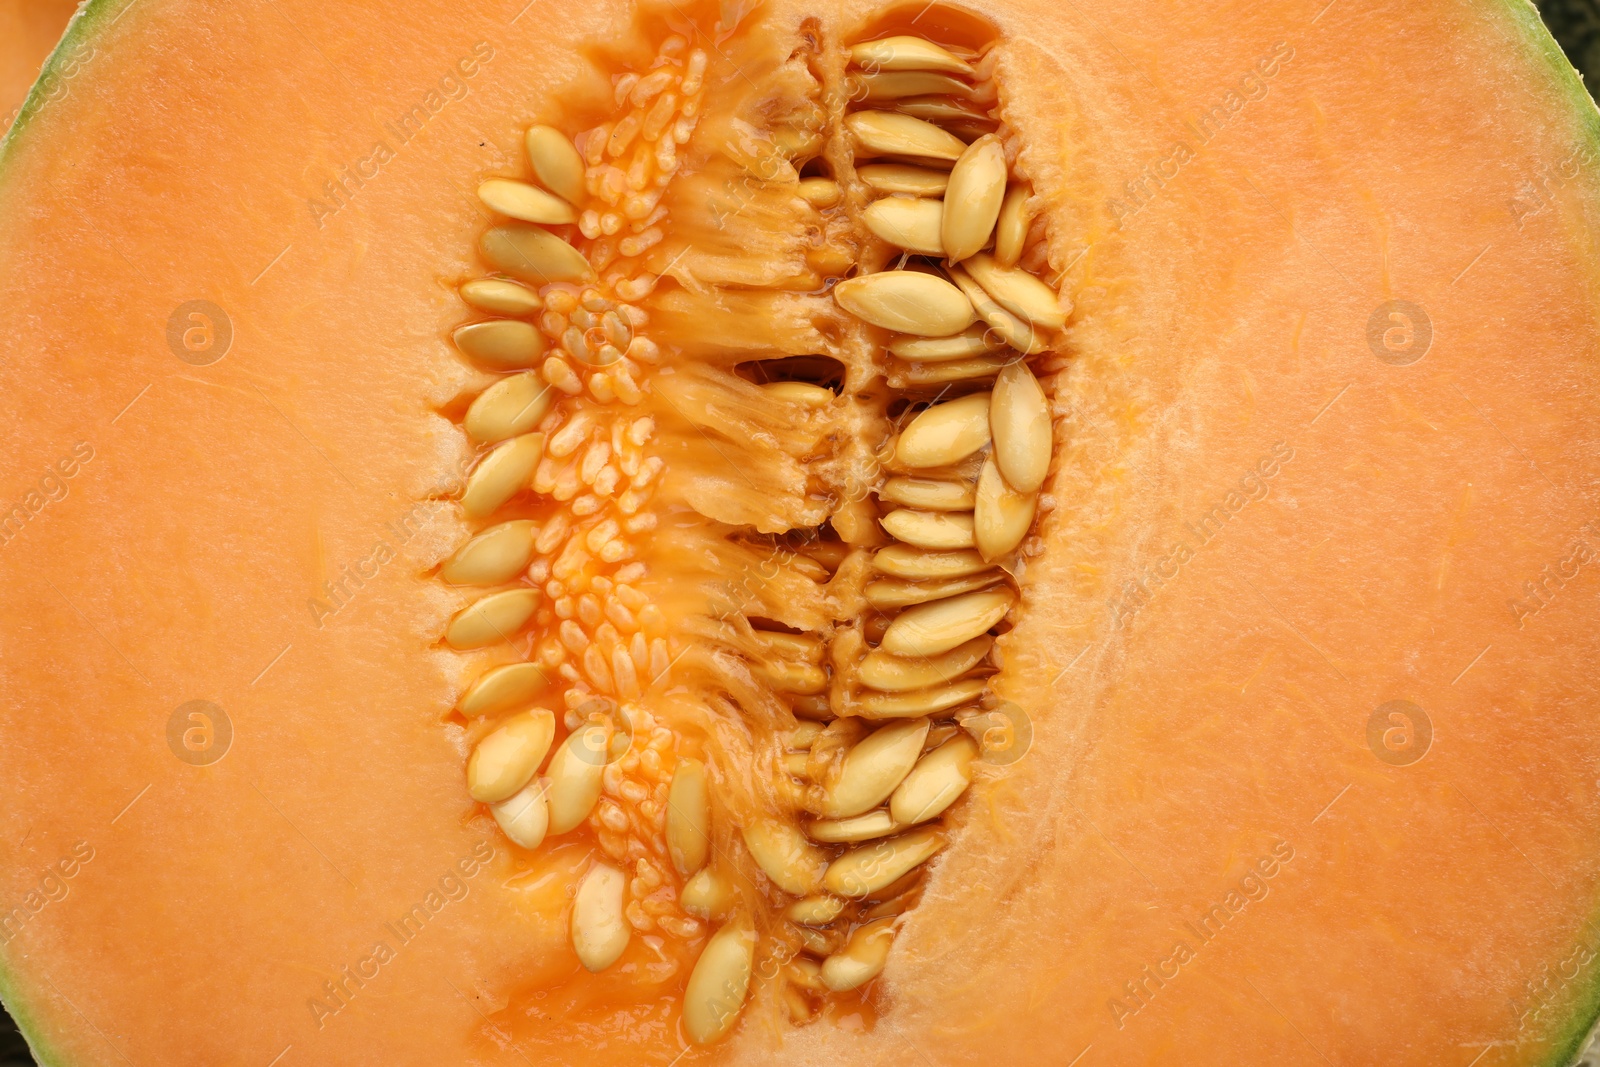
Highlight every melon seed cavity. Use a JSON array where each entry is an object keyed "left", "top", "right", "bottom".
[{"left": 436, "top": 0, "right": 1067, "bottom": 1042}]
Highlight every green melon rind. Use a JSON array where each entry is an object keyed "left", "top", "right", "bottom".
[
  {"left": 0, "top": 0, "right": 111, "bottom": 164},
  {"left": 0, "top": 0, "right": 1596, "bottom": 1064}
]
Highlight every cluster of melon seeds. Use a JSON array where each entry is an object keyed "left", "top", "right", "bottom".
[{"left": 438, "top": 3, "right": 1066, "bottom": 1045}]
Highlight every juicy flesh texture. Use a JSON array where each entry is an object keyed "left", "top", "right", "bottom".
[{"left": 0, "top": 1, "right": 1599, "bottom": 1066}]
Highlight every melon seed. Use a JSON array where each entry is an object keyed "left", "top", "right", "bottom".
[
  {"left": 453, "top": 319, "right": 546, "bottom": 368},
  {"left": 490, "top": 779, "right": 550, "bottom": 849},
  {"left": 857, "top": 163, "right": 949, "bottom": 196},
  {"left": 785, "top": 894, "right": 846, "bottom": 925},
  {"left": 764, "top": 381, "right": 835, "bottom": 407},
  {"left": 993, "top": 183, "right": 1033, "bottom": 267},
  {"left": 460, "top": 277, "right": 542, "bottom": 316},
  {"left": 683, "top": 923, "right": 756, "bottom": 1045},
  {"left": 894, "top": 392, "right": 992, "bottom": 468},
  {"left": 879, "top": 475, "right": 977, "bottom": 510},
  {"left": 478, "top": 178, "right": 579, "bottom": 225},
  {"left": 820, "top": 718, "right": 929, "bottom": 818},
  {"left": 445, "top": 587, "right": 542, "bottom": 650},
  {"left": 667, "top": 757, "right": 710, "bottom": 876},
  {"left": 463, "top": 372, "right": 552, "bottom": 444},
  {"left": 833, "top": 270, "right": 976, "bottom": 336},
  {"left": 859, "top": 635, "right": 992, "bottom": 692},
  {"left": 742, "top": 818, "right": 829, "bottom": 895},
  {"left": 824, "top": 826, "right": 947, "bottom": 898},
  {"left": 880, "top": 587, "right": 1016, "bottom": 657},
  {"left": 990, "top": 359, "right": 1053, "bottom": 492},
  {"left": 480, "top": 224, "right": 594, "bottom": 285},
  {"left": 849, "top": 36, "right": 975, "bottom": 76},
  {"left": 863, "top": 571, "right": 1003, "bottom": 610},
  {"left": 963, "top": 252, "right": 1067, "bottom": 332},
  {"left": 879, "top": 508, "right": 975, "bottom": 550},
  {"left": 872, "top": 545, "right": 992, "bottom": 580},
  {"left": 808, "top": 809, "right": 901, "bottom": 843},
  {"left": 860, "top": 70, "right": 980, "bottom": 102},
  {"left": 857, "top": 676, "right": 987, "bottom": 719},
  {"left": 466, "top": 709, "right": 555, "bottom": 803},
  {"left": 974, "top": 454, "right": 1038, "bottom": 561},
  {"left": 893, "top": 353, "right": 1012, "bottom": 386},
  {"left": 862, "top": 196, "right": 944, "bottom": 256},
  {"left": 439, "top": 519, "right": 537, "bottom": 585},
  {"left": 457, "top": 661, "right": 550, "bottom": 716},
  {"left": 546, "top": 725, "right": 608, "bottom": 834},
  {"left": 797, "top": 177, "right": 842, "bottom": 207},
  {"left": 942, "top": 135, "right": 1007, "bottom": 263},
  {"left": 888, "top": 323, "right": 1005, "bottom": 362},
  {"left": 680, "top": 867, "right": 736, "bottom": 921},
  {"left": 947, "top": 266, "right": 1044, "bottom": 354},
  {"left": 844, "top": 111, "right": 968, "bottom": 162},
  {"left": 572, "top": 863, "right": 631, "bottom": 972},
  {"left": 524, "top": 125, "right": 586, "bottom": 205},
  {"left": 461, "top": 433, "right": 544, "bottom": 518},
  {"left": 891, "top": 735, "right": 979, "bottom": 825},
  {"left": 820, "top": 917, "right": 897, "bottom": 991}
]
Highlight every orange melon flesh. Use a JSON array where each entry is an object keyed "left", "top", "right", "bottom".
[
  {"left": 2, "top": 0, "right": 1600, "bottom": 1064},
  {"left": 0, "top": 0, "right": 77, "bottom": 135}
]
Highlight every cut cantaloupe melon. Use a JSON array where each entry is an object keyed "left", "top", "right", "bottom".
[
  {"left": 0, "top": 0, "right": 78, "bottom": 136},
  {"left": 4, "top": 0, "right": 1600, "bottom": 1064}
]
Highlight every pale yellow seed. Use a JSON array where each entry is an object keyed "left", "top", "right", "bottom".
[
  {"left": 872, "top": 545, "right": 991, "bottom": 580},
  {"left": 757, "top": 630, "right": 826, "bottom": 661},
  {"left": 857, "top": 163, "right": 949, "bottom": 197},
  {"left": 445, "top": 587, "right": 541, "bottom": 650},
  {"left": 478, "top": 178, "right": 579, "bottom": 225},
  {"left": 525, "top": 125, "right": 586, "bottom": 205},
  {"left": 786, "top": 894, "right": 847, "bottom": 925},
  {"left": 460, "top": 278, "right": 542, "bottom": 316},
  {"left": 546, "top": 725, "right": 608, "bottom": 834},
  {"left": 859, "top": 635, "right": 992, "bottom": 692},
  {"left": 683, "top": 924, "right": 756, "bottom": 1045},
  {"left": 893, "top": 97, "right": 992, "bottom": 130},
  {"left": 895, "top": 392, "right": 992, "bottom": 468},
  {"left": 464, "top": 372, "right": 552, "bottom": 444},
  {"left": 440, "top": 519, "right": 537, "bottom": 586},
  {"left": 808, "top": 809, "right": 902, "bottom": 844},
  {"left": 821, "top": 718, "right": 929, "bottom": 818},
  {"left": 858, "top": 676, "right": 988, "bottom": 719},
  {"left": 863, "top": 571, "right": 1003, "bottom": 610},
  {"left": 879, "top": 476, "right": 976, "bottom": 510},
  {"left": 680, "top": 868, "right": 736, "bottom": 921},
  {"left": 764, "top": 381, "right": 834, "bottom": 407},
  {"left": 974, "top": 454, "right": 1037, "bottom": 561},
  {"left": 789, "top": 721, "right": 825, "bottom": 748},
  {"left": 797, "top": 177, "right": 842, "bottom": 208},
  {"left": 461, "top": 433, "right": 544, "bottom": 518},
  {"left": 480, "top": 224, "right": 593, "bottom": 286},
  {"left": 845, "top": 111, "right": 968, "bottom": 162},
  {"left": 820, "top": 917, "right": 897, "bottom": 991},
  {"left": 490, "top": 779, "right": 549, "bottom": 849},
  {"left": 833, "top": 271, "right": 976, "bottom": 337},
  {"left": 849, "top": 36, "right": 975, "bottom": 76},
  {"left": 824, "top": 826, "right": 946, "bottom": 898},
  {"left": 947, "top": 266, "right": 1045, "bottom": 354},
  {"left": 667, "top": 758, "right": 710, "bottom": 877},
  {"left": 880, "top": 509, "right": 974, "bottom": 550},
  {"left": 963, "top": 252, "right": 1067, "bottom": 331},
  {"left": 888, "top": 324, "right": 1005, "bottom": 362},
  {"left": 893, "top": 353, "right": 1011, "bottom": 387},
  {"left": 741, "top": 818, "right": 828, "bottom": 895},
  {"left": 880, "top": 587, "right": 1016, "bottom": 657},
  {"left": 990, "top": 358, "right": 1053, "bottom": 493},
  {"left": 454, "top": 319, "right": 546, "bottom": 368},
  {"left": 994, "top": 184, "right": 1033, "bottom": 267},
  {"left": 862, "top": 196, "right": 944, "bottom": 256},
  {"left": 942, "top": 134, "right": 1007, "bottom": 263},
  {"left": 891, "top": 735, "right": 978, "bottom": 825},
  {"left": 458, "top": 661, "right": 550, "bottom": 716},
  {"left": 860, "top": 70, "right": 978, "bottom": 101},
  {"left": 466, "top": 709, "right": 556, "bottom": 802},
  {"left": 572, "top": 863, "right": 631, "bottom": 972}
]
